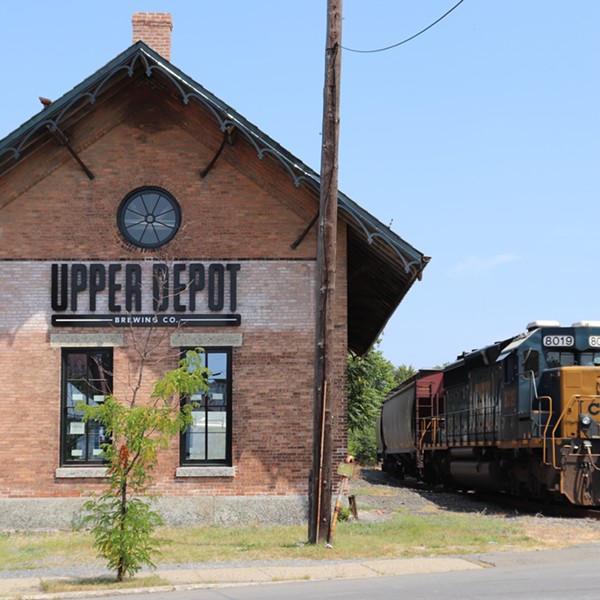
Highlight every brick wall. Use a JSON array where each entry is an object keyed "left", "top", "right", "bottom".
[
  {"left": 0, "top": 78, "right": 348, "bottom": 502},
  {"left": 132, "top": 13, "right": 172, "bottom": 60}
]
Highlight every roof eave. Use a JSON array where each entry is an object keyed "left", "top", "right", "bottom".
[{"left": 0, "top": 41, "right": 429, "bottom": 354}]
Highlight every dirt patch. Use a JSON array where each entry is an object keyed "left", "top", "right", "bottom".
[
  {"left": 346, "top": 466, "right": 491, "bottom": 519},
  {"left": 518, "top": 518, "right": 600, "bottom": 547},
  {"left": 345, "top": 466, "right": 600, "bottom": 548}
]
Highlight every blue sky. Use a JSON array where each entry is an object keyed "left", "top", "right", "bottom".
[{"left": 1, "top": 1, "right": 599, "bottom": 369}]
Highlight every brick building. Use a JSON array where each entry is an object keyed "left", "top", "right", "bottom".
[{"left": 0, "top": 14, "right": 427, "bottom": 528}]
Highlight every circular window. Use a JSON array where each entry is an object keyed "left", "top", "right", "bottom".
[{"left": 117, "top": 187, "right": 181, "bottom": 249}]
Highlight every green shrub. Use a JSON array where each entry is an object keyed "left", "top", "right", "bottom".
[{"left": 81, "top": 349, "right": 209, "bottom": 581}]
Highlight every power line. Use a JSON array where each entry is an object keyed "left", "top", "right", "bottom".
[{"left": 342, "top": 0, "right": 465, "bottom": 54}]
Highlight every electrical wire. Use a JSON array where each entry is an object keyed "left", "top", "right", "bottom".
[{"left": 342, "top": 0, "right": 465, "bottom": 54}]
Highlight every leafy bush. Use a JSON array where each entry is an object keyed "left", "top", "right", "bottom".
[{"left": 81, "top": 350, "right": 209, "bottom": 581}]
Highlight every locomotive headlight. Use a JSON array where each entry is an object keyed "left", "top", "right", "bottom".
[{"left": 579, "top": 414, "right": 593, "bottom": 428}]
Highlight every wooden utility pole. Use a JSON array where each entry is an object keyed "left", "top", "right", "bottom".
[{"left": 309, "top": 0, "right": 342, "bottom": 545}]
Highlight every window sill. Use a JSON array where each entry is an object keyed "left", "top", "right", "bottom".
[
  {"left": 176, "top": 466, "right": 237, "bottom": 478},
  {"left": 55, "top": 467, "right": 108, "bottom": 479}
]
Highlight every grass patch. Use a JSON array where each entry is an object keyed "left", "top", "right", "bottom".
[
  {"left": 0, "top": 530, "right": 95, "bottom": 570},
  {"left": 0, "top": 513, "right": 534, "bottom": 572},
  {"left": 41, "top": 574, "right": 168, "bottom": 593},
  {"left": 195, "top": 513, "right": 531, "bottom": 559},
  {"left": 351, "top": 487, "right": 399, "bottom": 497},
  {"left": 334, "top": 513, "right": 532, "bottom": 557}
]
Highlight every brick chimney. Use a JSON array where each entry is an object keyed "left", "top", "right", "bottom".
[{"left": 132, "top": 12, "right": 173, "bottom": 61}]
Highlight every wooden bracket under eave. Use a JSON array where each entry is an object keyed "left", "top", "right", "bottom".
[{"left": 47, "top": 125, "right": 95, "bottom": 180}]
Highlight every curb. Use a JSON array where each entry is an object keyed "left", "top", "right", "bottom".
[{"left": 0, "top": 557, "right": 481, "bottom": 599}]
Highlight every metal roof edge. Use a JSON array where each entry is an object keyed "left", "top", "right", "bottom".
[
  {"left": 0, "top": 42, "right": 149, "bottom": 153},
  {"left": 0, "top": 41, "right": 427, "bottom": 275}
]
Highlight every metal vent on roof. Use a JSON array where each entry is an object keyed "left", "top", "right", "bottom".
[{"left": 526, "top": 320, "right": 561, "bottom": 331}]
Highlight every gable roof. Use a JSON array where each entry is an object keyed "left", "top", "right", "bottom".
[{"left": 0, "top": 42, "right": 428, "bottom": 356}]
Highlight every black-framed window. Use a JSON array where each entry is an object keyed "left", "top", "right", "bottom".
[
  {"left": 61, "top": 349, "right": 112, "bottom": 465},
  {"left": 117, "top": 187, "right": 181, "bottom": 249},
  {"left": 181, "top": 348, "right": 232, "bottom": 466}
]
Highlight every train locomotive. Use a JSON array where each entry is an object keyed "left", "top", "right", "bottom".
[{"left": 377, "top": 321, "right": 600, "bottom": 505}]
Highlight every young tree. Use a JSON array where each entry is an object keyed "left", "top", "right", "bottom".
[
  {"left": 347, "top": 346, "right": 415, "bottom": 463},
  {"left": 80, "top": 349, "right": 209, "bottom": 581}
]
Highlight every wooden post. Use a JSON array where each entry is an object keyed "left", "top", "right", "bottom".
[{"left": 309, "top": 0, "right": 342, "bottom": 544}]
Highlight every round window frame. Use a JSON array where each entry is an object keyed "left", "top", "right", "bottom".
[{"left": 117, "top": 187, "right": 182, "bottom": 249}]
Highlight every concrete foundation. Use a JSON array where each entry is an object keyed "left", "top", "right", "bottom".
[{"left": 0, "top": 496, "right": 309, "bottom": 531}]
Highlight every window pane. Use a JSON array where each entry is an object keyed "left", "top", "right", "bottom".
[
  {"left": 89, "top": 352, "right": 111, "bottom": 383},
  {"left": 206, "top": 412, "right": 226, "bottom": 460},
  {"left": 207, "top": 434, "right": 226, "bottom": 460},
  {"left": 86, "top": 421, "right": 106, "bottom": 462},
  {"left": 561, "top": 352, "right": 575, "bottom": 366},
  {"left": 547, "top": 352, "right": 560, "bottom": 368},
  {"left": 190, "top": 392, "right": 206, "bottom": 407},
  {"left": 207, "top": 411, "right": 227, "bottom": 431},
  {"left": 185, "top": 410, "right": 206, "bottom": 460},
  {"left": 66, "top": 430, "right": 86, "bottom": 462},
  {"left": 186, "top": 431, "right": 206, "bottom": 460},
  {"left": 66, "top": 383, "right": 87, "bottom": 416},
  {"left": 141, "top": 227, "right": 160, "bottom": 245},
  {"left": 62, "top": 349, "right": 112, "bottom": 465},
  {"left": 141, "top": 192, "right": 160, "bottom": 213},
  {"left": 67, "top": 353, "right": 88, "bottom": 379},
  {"left": 208, "top": 382, "right": 227, "bottom": 407},
  {"left": 192, "top": 410, "right": 206, "bottom": 430},
  {"left": 208, "top": 353, "right": 227, "bottom": 380},
  {"left": 181, "top": 348, "right": 231, "bottom": 465}
]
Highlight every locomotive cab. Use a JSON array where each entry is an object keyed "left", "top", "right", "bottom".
[
  {"left": 501, "top": 322, "right": 600, "bottom": 504},
  {"left": 537, "top": 364, "right": 600, "bottom": 505}
]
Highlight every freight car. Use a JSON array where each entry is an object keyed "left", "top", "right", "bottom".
[{"left": 377, "top": 321, "right": 600, "bottom": 505}]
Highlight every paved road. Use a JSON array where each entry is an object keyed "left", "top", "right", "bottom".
[{"left": 85, "top": 544, "right": 600, "bottom": 600}]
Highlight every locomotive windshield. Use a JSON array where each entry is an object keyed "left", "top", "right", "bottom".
[
  {"left": 545, "top": 350, "right": 600, "bottom": 367},
  {"left": 581, "top": 352, "right": 600, "bottom": 366},
  {"left": 546, "top": 351, "right": 575, "bottom": 367}
]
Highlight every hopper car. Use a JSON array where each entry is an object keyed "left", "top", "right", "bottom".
[{"left": 377, "top": 321, "right": 600, "bottom": 505}]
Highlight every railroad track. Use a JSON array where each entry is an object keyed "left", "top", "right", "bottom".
[{"left": 369, "top": 469, "right": 600, "bottom": 522}]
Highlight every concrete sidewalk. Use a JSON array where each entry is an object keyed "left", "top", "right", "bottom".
[{"left": 0, "top": 556, "right": 482, "bottom": 599}]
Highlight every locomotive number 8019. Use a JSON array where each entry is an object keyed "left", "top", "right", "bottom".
[{"left": 377, "top": 320, "right": 600, "bottom": 506}]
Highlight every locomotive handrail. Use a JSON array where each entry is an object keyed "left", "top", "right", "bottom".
[
  {"left": 538, "top": 395, "right": 554, "bottom": 465},
  {"left": 441, "top": 405, "right": 499, "bottom": 444},
  {"left": 543, "top": 394, "right": 600, "bottom": 467},
  {"left": 418, "top": 417, "right": 443, "bottom": 447},
  {"left": 524, "top": 370, "right": 539, "bottom": 429},
  {"left": 418, "top": 418, "right": 432, "bottom": 448},
  {"left": 548, "top": 394, "right": 580, "bottom": 469}
]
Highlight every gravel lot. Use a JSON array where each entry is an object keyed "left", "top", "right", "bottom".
[{"left": 348, "top": 466, "right": 600, "bottom": 548}]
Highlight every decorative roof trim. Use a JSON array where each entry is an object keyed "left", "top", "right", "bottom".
[{"left": 0, "top": 42, "right": 426, "bottom": 275}]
